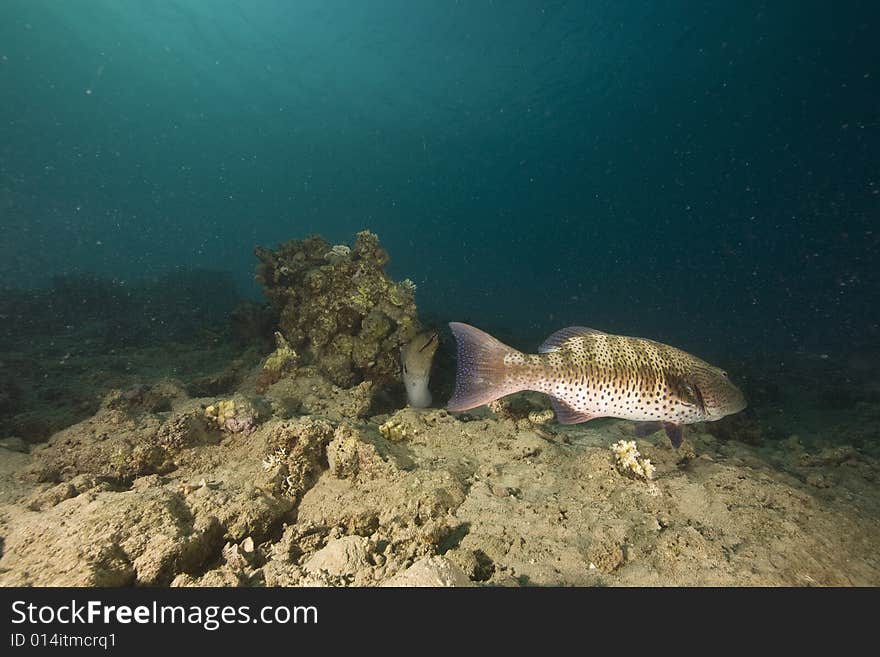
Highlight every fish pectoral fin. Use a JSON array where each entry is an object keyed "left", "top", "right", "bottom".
[
  {"left": 637, "top": 421, "right": 683, "bottom": 447},
  {"left": 634, "top": 421, "right": 663, "bottom": 437},
  {"left": 538, "top": 326, "right": 605, "bottom": 353},
  {"left": 549, "top": 396, "right": 597, "bottom": 424},
  {"left": 662, "top": 422, "right": 684, "bottom": 448}
]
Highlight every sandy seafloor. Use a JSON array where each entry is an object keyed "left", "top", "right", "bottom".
[{"left": 0, "top": 333, "right": 878, "bottom": 588}]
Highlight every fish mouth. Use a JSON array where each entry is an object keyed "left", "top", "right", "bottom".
[
  {"left": 730, "top": 393, "right": 748, "bottom": 415},
  {"left": 688, "top": 367, "right": 747, "bottom": 419},
  {"left": 714, "top": 387, "right": 747, "bottom": 419}
]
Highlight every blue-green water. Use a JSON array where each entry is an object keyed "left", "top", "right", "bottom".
[{"left": 1, "top": 0, "right": 877, "bottom": 358}]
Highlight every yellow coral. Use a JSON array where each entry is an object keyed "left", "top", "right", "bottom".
[
  {"left": 487, "top": 399, "right": 513, "bottom": 419},
  {"left": 205, "top": 399, "right": 236, "bottom": 426},
  {"left": 528, "top": 409, "right": 555, "bottom": 425},
  {"left": 349, "top": 286, "right": 373, "bottom": 313},
  {"left": 263, "top": 331, "right": 299, "bottom": 373},
  {"left": 611, "top": 440, "right": 655, "bottom": 481},
  {"left": 387, "top": 283, "right": 409, "bottom": 307},
  {"left": 379, "top": 419, "right": 408, "bottom": 442}
]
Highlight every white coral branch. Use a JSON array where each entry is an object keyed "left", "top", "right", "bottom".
[{"left": 611, "top": 440, "right": 655, "bottom": 481}]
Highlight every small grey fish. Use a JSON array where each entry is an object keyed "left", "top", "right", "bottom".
[
  {"left": 447, "top": 322, "right": 746, "bottom": 447},
  {"left": 401, "top": 330, "right": 440, "bottom": 408}
]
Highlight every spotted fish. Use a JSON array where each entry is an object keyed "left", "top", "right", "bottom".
[{"left": 447, "top": 322, "right": 746, "bottom": 447}]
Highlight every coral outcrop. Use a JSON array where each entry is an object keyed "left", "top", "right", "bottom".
[{"left": 255, "top": 231, "right": 420, "bottom": 388}]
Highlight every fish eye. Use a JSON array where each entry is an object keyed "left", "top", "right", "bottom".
[{"left": 721, "top": 371, "right": 728, "bottom": 378}]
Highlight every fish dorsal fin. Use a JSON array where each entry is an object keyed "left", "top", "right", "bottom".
[
  {"left": 549, "top": 396, "right": 597, "bottom": 425},
  {"left": 538, "top": 326, "right": 604, "bottom": 353}
]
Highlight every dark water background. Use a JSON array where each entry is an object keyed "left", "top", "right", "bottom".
[{"left": 1, "top": 0, "right": 877, "bottom": 361}]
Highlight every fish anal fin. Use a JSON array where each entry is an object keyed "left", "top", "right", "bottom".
[
  {"left": 549, "top": 396, "right": 596, "bottom": 424},
  {"left": 663, "top": 422, "right": 684, "bottom": 448},
  {"left": 538, "top": 326, "right": 604, "bottom": 353}
]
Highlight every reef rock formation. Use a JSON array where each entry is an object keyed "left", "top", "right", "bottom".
[{"left": 255, "top": 230, "right": 420, "bottom": 388}]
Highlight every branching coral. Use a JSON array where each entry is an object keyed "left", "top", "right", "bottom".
[
  {"left": 261, "top": 447, "right": 288, "bottom": 471},
  {"left": 611, "top": 440, "right": 656, "bottom": 481}
]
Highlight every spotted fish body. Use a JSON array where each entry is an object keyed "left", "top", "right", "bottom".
[{"left": 447, "top": 323, "right": 746, "bottom": 446}]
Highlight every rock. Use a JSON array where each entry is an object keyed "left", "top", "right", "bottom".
[
  {"left": 326, "top": 424, "right": 363, "bottom": 478},
  {"left": 261, "top": 417, "right": 335, "bottom": 501},
  {"left": 172, "top": 568, "right": 245, "bottom": 587},
  {"left": 0, "top": 487, "right": 223, "bottom": 586},
  {"left": 25, "top": 473, "right": 110, "bottom": 511},
  {"left": 336, "top": 380, "right": 375, "bottom": 419},
  {"left": 25, "top": 397, "right": 221, "bottom": 485},
  {"left": 326, "top": 423, "right": 387, "bottom": 479},
  {"left": 154, "top": 409, "right": 211, "bottom": 450},
  {"left": 382, "top": 556, "right": 473, "bottom": 587},
  {"left": 514, "top": 432, "right": 544, "bottom": 459},
  {"left": 806, "top": 473, "right": 832, "bottom": 488},
  {"left": 586, "top": 527, "right": 627, "bottom": 574},
  {"left": 186, "top": 481, "right": 292, "bottom": 543},
  {"left": 221, "top": 540, "right": 259, "bottom": 572},
  {"left": 27, "top": 409, "right": 174, "bottom": 485},
  {"left": 0, "top": 436, "right": 28, "bottom": 453},
  {"left": 102, "top": 381, "right": 188, "bottom": 415},
  {"left": 262, "top": 561, "right": 304, "bottom": 586},
  {"left": 303, "top": 536, "right": 372, "bottom": 577},
  {"left": 799, "top": 446, "right": 862, "bottom": 467}
]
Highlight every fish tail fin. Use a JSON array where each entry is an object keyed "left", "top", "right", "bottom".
[{"left": 447, "top": 322, "right": 525, "bottom": 411}]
